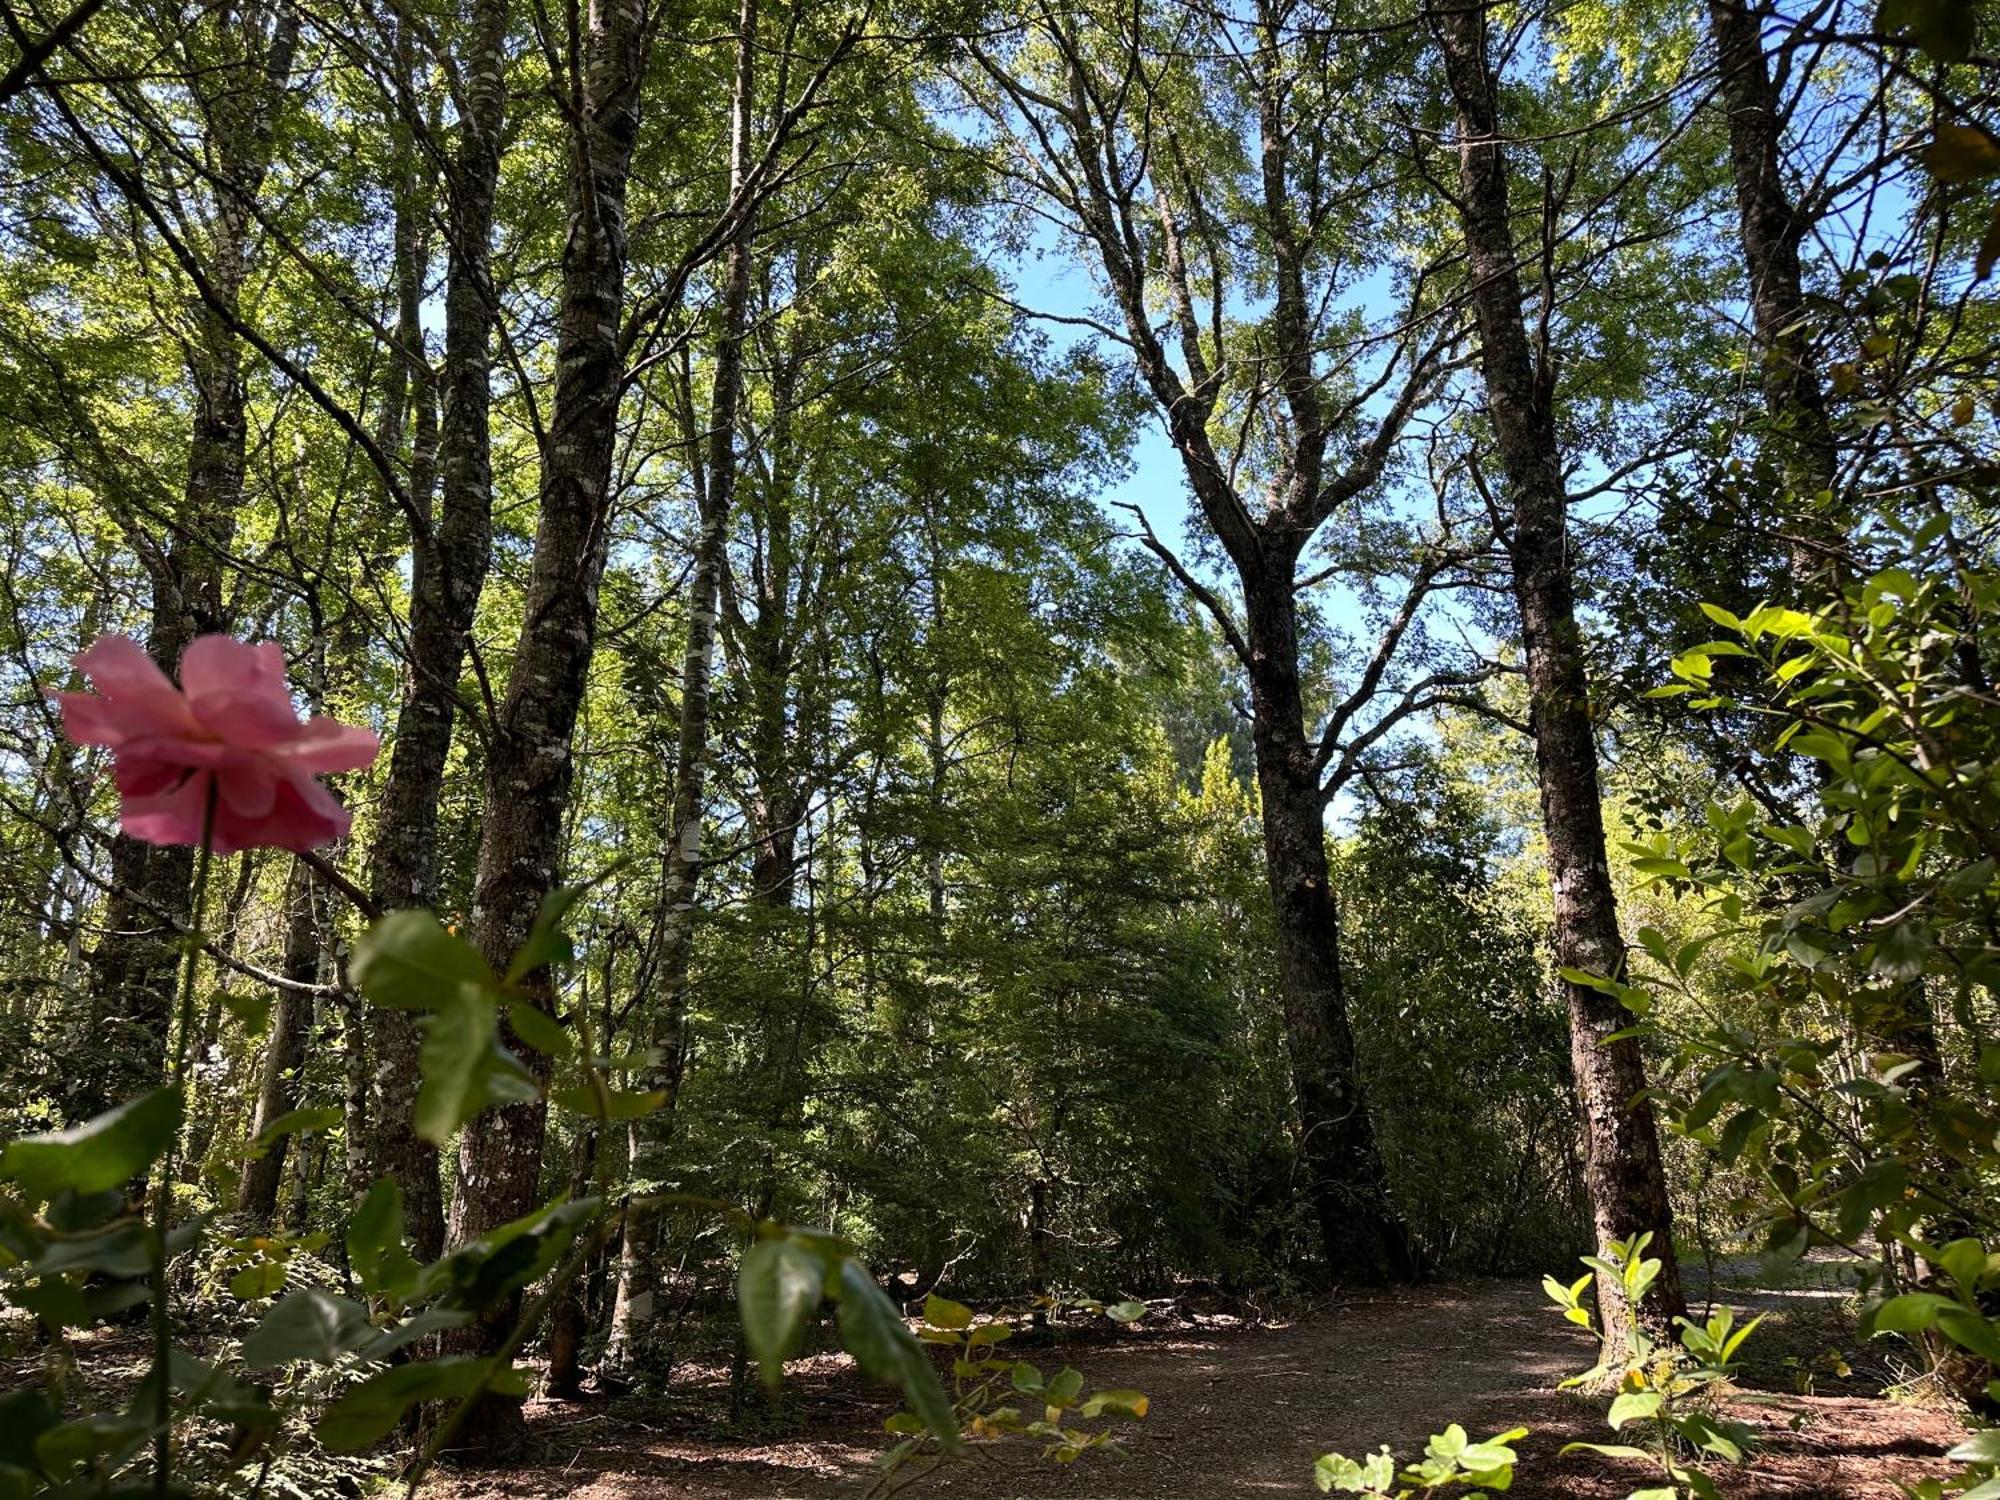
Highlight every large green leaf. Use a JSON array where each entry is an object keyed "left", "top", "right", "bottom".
[
  {"left": 246, "top": 1106, "right": 343, "bottom": 1160},
  {"left": 317, "top": 1357, "right": 528, "bottom": 1452},
  {"left": 351, "top": 911, "right": 495, "bottom": 1011},
  {"left": 836, "top": 1260, "right": 959, "bottom": 1451},
  {"left": 1, "top": 1088, "right": 182, "bottom": 1199},
  {"left": 0, "top": 1390, "right": 55, "bottom": 1472},
  {"left": 505, "top": 886, "right": 584, "bottom": 983},
  {"left": 347, "top": 1179, "right": 420, "bottom": 1299},
  {"left": 415, "top": 983, "right": 536, "bottom": 1145},
  {"left": 242, "top": 1287, "right": 372, "bottom": 1367},
  {"left": 739, "top": 1238, "right": 828, "bottom": 1385},
  {"left": 437, "top": 1197, "right": 598, "bottom": 1312}
]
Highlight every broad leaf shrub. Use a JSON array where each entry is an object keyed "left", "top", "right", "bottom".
[
  {"left": 2, "top": 888, "right": 1146, "bottom": 1495},
  {"left": 1545, "top": 1234, "right": 1760, "bottom": 1500},
  {"left": 1605, "top": 502, "right": 2000, "bottom": 1494},
  {"left": 1311, "top": 1423, "right": 1525, "bottom": 1497}
]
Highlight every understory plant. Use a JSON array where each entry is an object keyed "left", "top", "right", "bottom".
[
  {"left": 1608, "top": 500, "right": 2000, "bottom": 1495},
  {"left": 1311, "top": 1422, "right": 1526, "bottom": 1497},
  {"left": 1544, "top": 1234, "right": 1759, "bottom": 1500}
]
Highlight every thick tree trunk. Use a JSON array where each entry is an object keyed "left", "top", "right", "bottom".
[
  {"left": 974, "top": 14, "right": 1422, "bottom": 1285},
  {"left": 366, "top": 0, "right": 504, "bottom": 1265},
  {"left": 238, "top": 863, "right": 321, "bottom": 1219},
  {"left": 445, "top": 0, "right": 648, "bottom": 1439},
  {"left": 1706, "top": 0, "right": 1839, "bottom": 567},
  {"left": 1242, "top": 565, "right": 1411, "bottom": 1283},
  {"left": 73, "top": 303, "right": 246, "bottom": 1124},
  {"left": 1429, "top": 0, "right": 1685, "bottom": 1353}
]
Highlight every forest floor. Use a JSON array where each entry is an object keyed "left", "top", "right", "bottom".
[{"left": 435, "top": 1269, "right": 1968, "bottom": 1500}]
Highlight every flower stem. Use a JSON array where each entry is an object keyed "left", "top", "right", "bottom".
[{"left": 151, "top": 779, "right": 219, "bottom": 1497}]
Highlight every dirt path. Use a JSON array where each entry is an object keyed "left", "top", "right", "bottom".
[{"left": 442, "top": 1279, "right": 1965, "bottom": 1500}]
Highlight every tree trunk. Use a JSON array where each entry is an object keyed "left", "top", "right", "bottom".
[
  {"left": 606, "top": 0, "right": 759, "bottom": 1369},
  {"left": 69, "top": 0, "right": 297, "bottom": 1129},
  {"left": 238, "top": 863, "right": 321, "bottom": 1219},
  {"left": 1242, "top": 563, "right": 1412, "bottom": 1283},
  {"left": 1428, "top": 0, "right": 1685, "bottom": 1353},
  {"left": 1706, "top": 0, "right": 1839, "bottom": 574},
  {"left": 365, "top": 0, "right": 504, "bottom": 1265},
  {"left": 445, "top": 0, "right": 649, "bottom": 1440}
]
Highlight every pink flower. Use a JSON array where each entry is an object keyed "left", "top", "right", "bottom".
[{"left": 55, "top": 634, "right": 379, "bottom": 856}]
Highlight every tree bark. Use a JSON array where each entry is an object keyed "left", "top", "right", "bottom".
[
  {"left": 239, "top": 863, "right": 321, "bottom": 1219},
  {"left": 1428, "top": 0, "right": 1685, "bottom": 1353},
  {"left": 605, "top": 0, "right": 760, "bottom": 1369},
  {"left": 445, "top": 0, "right": 650, "bottom": 1436},
  {"left": 365, "top": 0, "right": 504, "bottom": 1264},
  {"left": 70, "top": 1, "right": 298, "bottom": 1124},
  {"left": 968, "top": 12, "right": 1425, "bottom": 1281},
  {"left": 1706, "top": 0, "right": 1840, "bottom": 572},
  {"left": 1242, "top": 562, "right": 1411, "bottom": 1281}
]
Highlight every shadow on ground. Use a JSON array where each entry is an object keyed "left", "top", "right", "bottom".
[{"left": 436, "top": 1278, "right": 1963, "bottom": 1500}]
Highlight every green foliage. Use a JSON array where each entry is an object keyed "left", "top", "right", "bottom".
[
  {"left": 1545, "top": 1236, "right": 1760, "bottom": 1500},
  {"left": 1312, "top": 1423, "right": 1526, "bottom": 1497}
]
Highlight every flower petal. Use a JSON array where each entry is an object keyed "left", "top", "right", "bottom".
[
  {"left": 72, "top": 635, "right": 195, "bottom": 737},
  {"left": 120, "top": 769, "right": 213, "bottom": 848},
  {"left": 286, "top": 718, "right": 380, "bottom": 773},
  {"left": 262, "top": 773, "right": 351, "bottom": 852},
  {"left": 214, "top": 758, "right": 279, "bottom": 822},
  {"left": 182, "top": 638, "right": 299, "bottom": 748}
]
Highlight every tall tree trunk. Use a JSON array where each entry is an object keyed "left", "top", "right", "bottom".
[
  {"left": 1241, "top": 563, "right": 1410, "bottom": 1282},
  {"left": 70, "top": 4, "right": 299, "bottom": 1124},
  {"left": 239, "top": 863, "right": 321, "bottom": 1219},
  {"left": 446, "top": 0, "right": 650, "bottom": 1437},
  {"left": 604, "top": 0, "right": 759, "bottom": 1368},
  {"left": 1706, "top": 0, "right": 1840, "bottom": 576},
  {"left": 971, "top": 13, "right": 1427, "bottom": 1283},
  {"left": 1429, "top": 0, "right": 1685, "bottom": 1353},
  {"left": 365, "top": 0, "right": 503, "bottom": 1264}
]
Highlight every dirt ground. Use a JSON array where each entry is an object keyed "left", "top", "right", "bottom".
[{"left": 435, "top": 1277, "right": 1968, "bottom": 1500}]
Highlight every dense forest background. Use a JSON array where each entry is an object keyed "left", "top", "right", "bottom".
[{"left": 1, "top": 0, "right": 1997, "bottom": 1494}]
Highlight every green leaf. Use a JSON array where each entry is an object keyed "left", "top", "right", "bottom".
[
  {"left": 1937, "top": 1307, "right": 2000, "bottom": 1366},
  {"left": 351, "top": 911, "right": 495, "bottom": 1010},
  {"left": 247, "top": 1106, "right": 343, "bottom": 1159},
  {"left": 416, "top": 983, "right": 536, "bottom": 1145},
  {"left": 1105, "top": 1299, "right": 1146, "bottom": 1323},
  {"left": 1948, "top": 1429, "right": 2000, "bottom": 1465},
  {"left": 229, "top": 1259, "right": 289, "bottom": 1300},
  {"left": 837, "top": 1260, "right": 959, "bottom": 1451},
  {"left": 1867, "top": 1291, "right": 1956, "bottom": 1334},
  {"left": 506, "top": 1001, "right": 571, "bottom": 1059},
  {"left": 348, "top": 1179, "right": 420, "bottom": 1299},
  {"left": 1607, "top": 1390, "right": 1663, "bottom": 1429},
  {"left": 317, "top": 1357, "right": 528, "bottom": 1452},
  {"left": 923, "top": 1293, "right": 973, "bottom": 1330},
  {"left": 0, "top": 1390, "right": 56, "bottom": 1472},
  {"left": 1883, "top": 0, "right": 1979, "bottom": 65},
  {"left": 548, "top": 1084, "right": 664, "bottom": 1120},
  {"left": 739, "top": 1238, "right": 827, "bottom": 1385},
  {"left": 35, "top": 1412, "right": 153, "bottom": 1475},
  {"left": 1010, "top": 1361, "right": 1043, "bottom": 1393},
  {"left": 505, "top": 886, "right": 584, "bottom": 983},
  {"left": 1938, "top": 1236, "right": 1988, "bottom": 1291},
  {"left": 242, "top": 1287, "right": 372, "bottom": 1367},
  {"left": 438, "top": 1197, "right": 598, "bottom": 1312},
  {"left": 1079, "top": 1388, "right": 1148, "bottom": 1418},
  {"left": 1, "top": 1087, "right": 182, "bottom": 1199}
]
